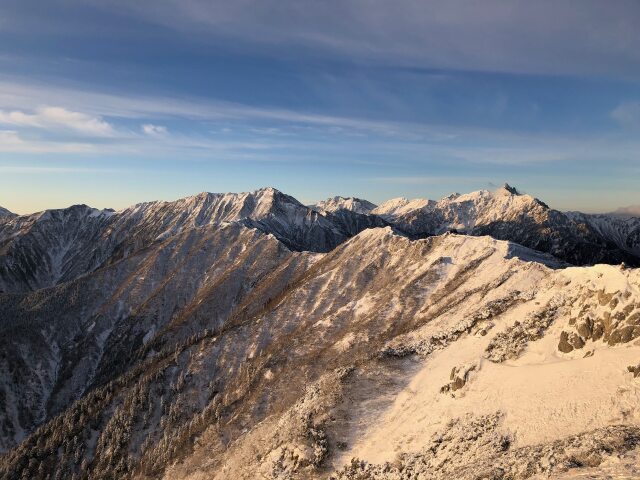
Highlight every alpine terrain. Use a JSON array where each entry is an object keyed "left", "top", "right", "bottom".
[{"left": 1, "top": 185, "right": 640, "bottom": 480}]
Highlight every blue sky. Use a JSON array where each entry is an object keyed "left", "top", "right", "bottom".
[{"left": 0, "top": 0, "right": 639, "bottom": 214}]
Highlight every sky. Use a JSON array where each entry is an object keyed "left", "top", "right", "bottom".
[{"left": 0, "top": 0, "right": 639, "bottom": 214}]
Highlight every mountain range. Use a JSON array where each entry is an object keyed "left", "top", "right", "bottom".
[
  {"left": 1, "top": 185, "right": 640, "bottom": 479},
  {"left": 1, "top": 184, "right": 638, "bottom": 296}
]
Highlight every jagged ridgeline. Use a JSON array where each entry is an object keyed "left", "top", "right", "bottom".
[
  {"left": 1, "top": 185, "right": 638, "bottom": 295},
  {"left": 0, "top": 186, "right": 640, "bottom": 480}
]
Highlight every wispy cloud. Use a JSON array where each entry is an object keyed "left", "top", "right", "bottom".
[
  {"left": 0, "top": 77, "right": 639, "bottom": 170},
  {"left": 0, "top": 77, "right": 455, "bottom": 140},
  {"left": 142, "top": 123, "right": 168, "bottom": 136},
  {"left": 0, "top": 130, "right": 96, "bottom": 153},
  {"left": 0, "top": 106, "right": 115, "bottom": 136},
  {"left": 0, "top": 77, "right": 580, "bottom": 146},
  {"left": 610, "top": 204, "right": 640, "bottom": 216}
]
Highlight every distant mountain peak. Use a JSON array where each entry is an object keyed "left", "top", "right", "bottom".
[
  {"left": 312, "top": 196, "right": 377, "bottom": 214},
  {"left": 0, "top": 206, "right": 14, "bottom": 217},
  {"left": 610, "top": 205, "right": 640, "bottom": 218}
]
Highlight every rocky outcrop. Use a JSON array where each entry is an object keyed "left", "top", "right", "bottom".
[
  {"left": 557, "top": 292, "right": 640, "bottom": 353},
  {"left": 440, "top": 364, "right": 477, "bottom": 395},
  {"left": 627, "top": 364, "right": 640, "bottom": 378},
  {"left": 485, "top": 303, "right": 560, "bottom": 362}
]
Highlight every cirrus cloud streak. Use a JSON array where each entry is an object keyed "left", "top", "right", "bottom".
[{"left": 0, "top": 106, "right": 115, "bottom": 137}]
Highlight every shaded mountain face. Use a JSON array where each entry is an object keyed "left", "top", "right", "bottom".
[
  {"left": 311, "top": 196, "right": 388, "bottom": 237},
  {"left": 565, "top": 211, "right": 640, "bottom": 258},
  {"left": 0, "top": 207, "right": 13, "bottom": 217},
  {"left": 0, "top": 223, "right": 313, "bottom": 453},
  {"left": 374, "top": 184, "right": 640, "bottom": 267},
  {"left": 2, "top": 227, "right": 640, "bottom": 480},
  {"left": 0, "top": 205, "right": 118, "bottom": 293}
]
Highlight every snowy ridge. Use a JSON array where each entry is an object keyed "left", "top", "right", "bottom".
[
  {"left": 2, "top": 184, "right": 639, "bottom": 295},
  {"left": 312, "top": 196, "right": 377, "bottom": 215},
  {"left": 0, "top": 188, "right": 375, "bottom": 293},
  {"left": 373, "top": 183, "right": 548, "bottom": 232},
  {"left": 373, "top": 183, "right": 640, "bottom": 267}
]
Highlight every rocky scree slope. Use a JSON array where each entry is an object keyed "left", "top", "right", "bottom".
[{"left": 1, "top": 227, "right": 640, "bottom": 479}]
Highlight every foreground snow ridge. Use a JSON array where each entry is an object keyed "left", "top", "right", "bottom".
[{"left": 0, "top": 187, "right": 640, "bottom": 480}]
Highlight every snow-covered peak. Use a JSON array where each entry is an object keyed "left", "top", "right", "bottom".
[
  {"left": 373, "top": 185, "right": 534, "bottom": 220},
  {"left": 439, "top": 185, "right": 542, "bottom": 215},
  {"left": 373, "top": 185, "right": 544, "bottom": 227},
  {"left": 120, "top": 187, "right": 303, "bottom": 222},
  {"left": 372, "top": 197, "right": 432, "bottom": 217},
  {"left": 27, "top": 204, "right": 113, "bottom": 223},
  {"left": 312, "top": 196, "right": 377, "bottom": 214}
]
